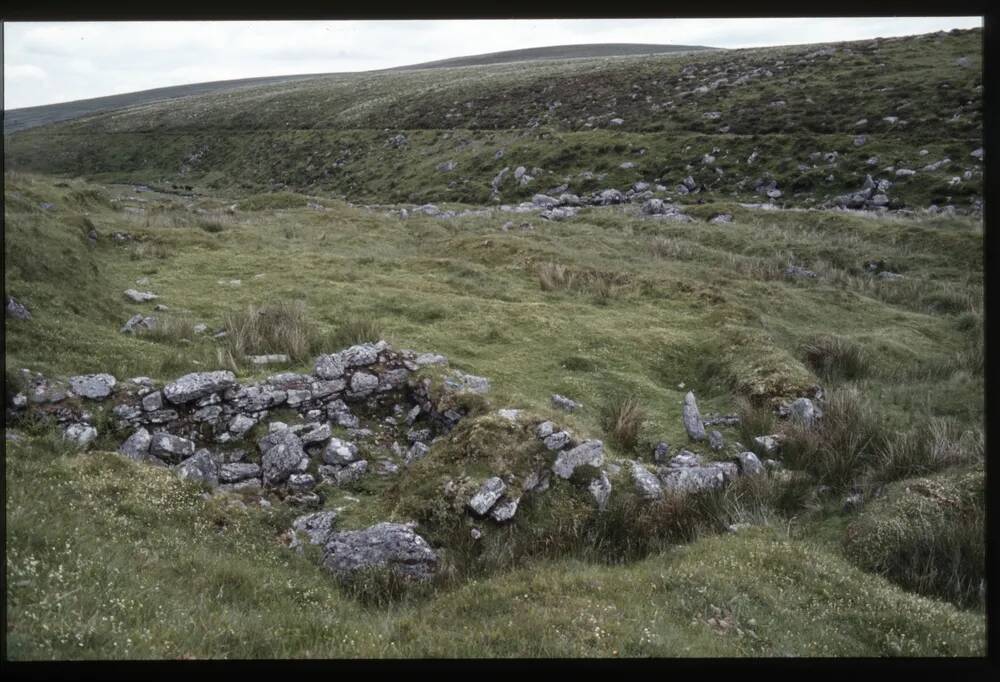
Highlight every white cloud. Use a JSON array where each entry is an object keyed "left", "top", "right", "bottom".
[{"left": 2, "top": 17, "right": 983, "bottom": 109}]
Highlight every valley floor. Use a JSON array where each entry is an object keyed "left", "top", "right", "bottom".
[{"left": 4, "top": 173, "right": 985, "bottom": 658}]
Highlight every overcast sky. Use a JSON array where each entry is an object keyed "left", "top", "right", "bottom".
[{"left": 3, "top": 17, "right": 983, "bottom": 110}]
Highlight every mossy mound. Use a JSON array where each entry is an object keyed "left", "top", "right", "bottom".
[{"left": 843, "top": 468, "right": 984, "bottom": 608}]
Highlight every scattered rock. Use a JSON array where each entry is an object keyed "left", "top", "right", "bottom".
[
  {"left": 121, "top": 314, "right": 156, "bottom": 334},
  {"left": 290, "top": 511, "right": 339, "bottom": 549},
  {"left": 119, "top": 428, "right": 152, "bottom": 461},
  {"left": 682, "top": 391, "right": 707, "bottom": 442},
  {"left": 124, "top": 289, "right": 159, "bottom": 303},
  {"left": 6, "top": 296, "right": 31, "bottom": 320},
  {"left": 631, "top": 461, "right": 664, "bottom": 500},
  {"left": 63, "top": 423, "right": 98, "bottom": 448},
  {"left": 322, "top": 523, "right": 439, "bottom": 581},
  {"left": 68, "top": 374, "right": 116, "bottom": 400},
  {"left": 468, "top": 477, "right": 506, "bottom": 516},
  {"left": 552, "top": 440, "right": 604, "bottom": 479},
  {"left": 551, "top": 394, "right": 581, "bottom": 412}
]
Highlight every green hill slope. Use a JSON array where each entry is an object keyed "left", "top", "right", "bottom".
[{"left": 4, "top": 29, "right": 982, "bottom": 211}]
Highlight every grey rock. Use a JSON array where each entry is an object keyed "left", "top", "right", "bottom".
[
  {"left": 489, "top": 497, "right": 519, "bottom": 522},
  {"left": 588, "top": 472, "right": 613, "bottom": 510},
  {"left": 553, "top": 440, "right": 604, "bottom": 479},
  {"left": 595, "top": 189, "right": 624, "bottom": 205},
  {"left": 68, "top": 373, "right": 116, "bottom": 400},
  {"left": 192, "top": 405, "right": 223, "bottom": 422},
  {"left": 314, "top": 354, "right": 347, "bottom": 380},
  {"left": 149, "top": 411, "right": 181, "bottom": 427},
  {"left": 220, "top": 462, "right": 261, "bottom": 484},
  {"left": 174, "top": 449, "right": 220, "bottom": 487},
  {"left": 405, "top": 442, "right": 431, "bottom": 465},
  {"left": 667, "top": 450, "right": 704, "bottom": 468},
  {"left": 377, "top": 369, "right": 410, "bottom": 392},
  {"left": 124, "top": 289, "right": 158, "bottom": 303},
  {"left": 843, "top": 493, "right": 864, "bottom": 513},
  {"left": 543, "top": 431, "right": 571, "bottom": 451},
  {"left": 736, "top": 451, "right": 764, "bottom": 476},
  {"left": 229, "top": 414, "right": 257, "bottom": 436},
  {"left": 249, "top": 354, "right": 290, "bottom": 365},
  {"left": 551, "top": 394, "right": 581, "bottom": 412},
  {"left": 708, "top": 430, "right": 724, "bottom": 451},
  {"left": 290, "top": 511, "right": 339, "bottom": 549},
  {"left": 496, "top": 409, "right": 522, "bottom": 422},
  {"left": 163, "top": 371, "right": 236, "bottom": 404},
  {"left": 532, "top": 194, "right": 560, "bottom": 208},
  {"left": 468, "top": 477, "right": 506, "bottom": 515},
  {"left": 285, "top": 389, "right": 312, "bottom": 407},
  {"left": 322, "top": 459, "right": 369, "bottom": 486},
  {"left": 970, "top": 147, "right": 984, "bottom": 160},
  {"left": 119, "top": 427, "right": 152, "bottom": 461},
  {"left": 348, "top": 372, "right": 379, "bottom": 397},
  {"left": 149, "top": 432, "right": 197, "bottom": 462},
  {"left": 609, "top": 118, "right": 624, "bottom": 126},
  {"left": 895, "top": 168, "right": 916, "bottom": 177},
  {"left": 535, "top": 421, "right": 555, "bottom": 439},
  {"left": 322, "top": 522, "right": 438, "bottom": 582},
  {"left": 790, "top": 397, "right": 818, "bottom": 426},
  {"left": 219, "top": 478, "right": 262, "bottom": 492},
  {"left": 631, "top": 461, "right": 664, "bottom": 500},
  {"left": 63, "top": 423, "right": 98, "bottom": 448},
  {"left": 443, "top": 371, "right": 490, "bottom": 395},
  {"left": 414, "top": 352, "right": 448, "bottom": 367},
  {"left": 709, "top": 213, "right": 733, "bottom": 224},
  {"left": 437, "top": 160, "right": 457, "bottom": 173},
  {"left": 294, "top": 422, "right": 332, "bottom": 445},
  {"left": 322, "top": 437, "right": 360, "bottom": 466},
  {"left": 142, "top": 391, "right": 163, "bottom": 412},
  {"left": 659, "top": 466, "right": 726, "bottom": 494},
  {"left": 288, "top": 473, "right": 317, "bottom": 493},
  {"left": 653, "top": 441, "right": 671, "bottom": 464},
  {"left": 6, "top": 296, "right": 31, "bottom": 320},
  {"left": 121, "top": 314, "right": 156, "bottom": 334},
  {"left": 753, "top": 435, "right": 782, "bottom": 456},
  {"left": 258, "top": 429, "right": 306, "bottom": 486},
  {"left": 682, "top": 391, "right": 707, "bottom": 442}
]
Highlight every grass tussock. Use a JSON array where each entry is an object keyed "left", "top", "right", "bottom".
[
  {"left": 802, "top": 334, "right": 870, "bottom": 382},
  {"left": 537, "top": 261, "right": 575, "bottom": 291},
  {"left": 600, "top": 394, "right": 645, "bottom": 453},
  {"left": 737, "top": 396, "right": 776, "bottom": 447},
  {"left": 779, "top": 388, "right": 886, "bottom": 489},
  {"left": 221, "top": 300, "right": 321, "bottom": 365},
  {"left": 844, "top": 469, "right": 985, "bottom": 609},
  {"left": 140, "top": 314, "right": 198, "bottom": 344},
  {"left": 331, "top": 316, "right": 384, "bottom": 350}
]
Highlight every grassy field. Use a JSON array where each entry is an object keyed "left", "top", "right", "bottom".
[
  {"left": 3, "top": 26, "right": 985, "bottom": 660},
  {"left": 3, "top": 169, "right": 984, "bottom": 658}
]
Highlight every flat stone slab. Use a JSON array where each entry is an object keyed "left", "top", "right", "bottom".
[{"left": 69, "top": 373, "right": 116, "bottom": 400}]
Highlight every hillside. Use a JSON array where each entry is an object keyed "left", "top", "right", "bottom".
[
  {"left": 2, "top": 43, "right": 715, "bottom": 135},
  {"left": 4, "top": 29, "right": 983, "bottom": 214},
  {"left": 3, "top": 28, "right": 985, "bottom": 660},
  {"left": 386, "top": 43, "right": 717, "bottom": 70}
]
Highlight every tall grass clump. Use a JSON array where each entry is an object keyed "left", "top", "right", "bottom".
[
  {"left": 737, "top": 396, "right": 776, "bottom": 446},
  {"left": 600, "top": 394, "right": 645, "bottom": 452},
  {"left": 330, "top": 316, "right": 384, "bottom": 350},
  {"left": 221, "top": 300, "right": 320, "bottom": 364},
  {"left": 536, "top": 262, "right": 574, "bottom": 291},
  {"left": 872, "top": 419, "right": 984, "bottom": 485},
  {"left": 801, "top": 334, "right": 870, "bottom": 382},
  {"left": 141, "top": 314, "right": 198, "bottom": 344},
  {"left": 780, "top": 387, "right": 886, "bottom": 489}
]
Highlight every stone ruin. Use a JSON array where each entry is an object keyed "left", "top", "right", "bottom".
[{"left": 7, "top": 342, "right": 817, "bottom": 587}]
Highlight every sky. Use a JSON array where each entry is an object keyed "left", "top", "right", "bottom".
[{"left": 3, "top": 17, "right": 983, "bottom": 110}]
